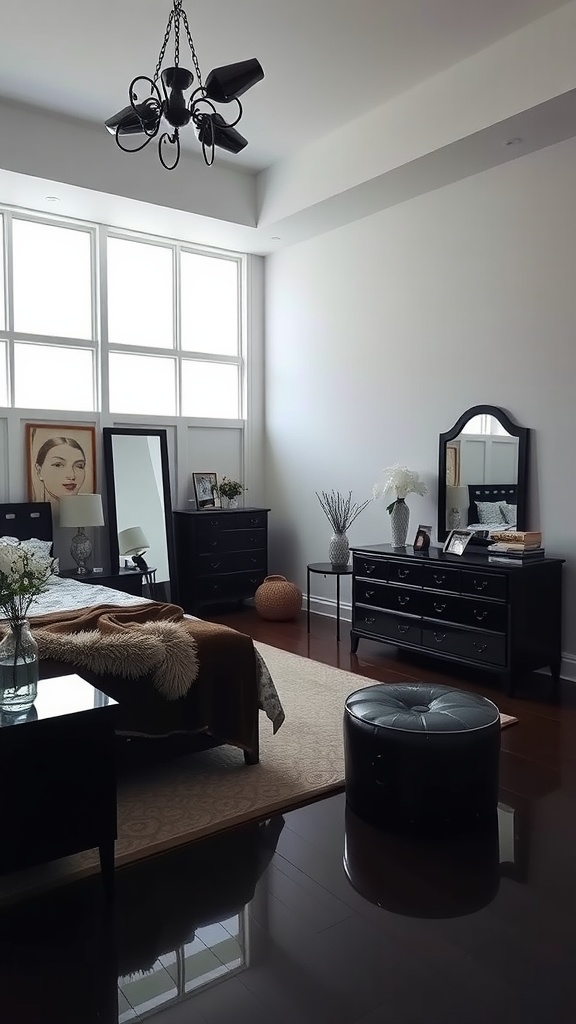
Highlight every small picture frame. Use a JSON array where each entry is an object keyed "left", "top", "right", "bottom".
[
  {"left": 413, "top": 524, "right": 432, "bottom": 553},
  {"left": 443, "top": 529, "right": 472, "bottom": 556},
  {"left": 192, "top": 471, "right": 221, "bottom": 510}
]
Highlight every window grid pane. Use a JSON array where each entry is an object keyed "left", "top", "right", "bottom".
[
  {"left": 180, "top": 252, "right": 239, "bottom": 355},
  {"left": 181, "top": 361, "right": 239, "bottom": 418},
  {"left": 12, "top": 220, "right": 93, "bottom": 339},
  {"left": 0, "top": 342, "right": 7, "bottom": 405},
  {"left": 0, "top": 215, "right": 5, "bottom": 331},
  {"left": 108, "top": 237, "right": 174, "bottom": 349},
  {"left": 109, "top": 352, "right": 177, "bottom": 415},
  {"left": 14, "top": 343, "right": 94, "bottom": 411}
]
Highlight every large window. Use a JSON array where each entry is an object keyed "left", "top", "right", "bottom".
[{"left": 0, "top": 210, "right": 244, "bottom": 420}]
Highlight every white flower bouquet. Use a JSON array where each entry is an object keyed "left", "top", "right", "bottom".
[
  {"left": 0, "top": 545, "right": 55, "bottom": 626},
  {"left": 373, "top": 464, "right": 428, "bottom": 514}
]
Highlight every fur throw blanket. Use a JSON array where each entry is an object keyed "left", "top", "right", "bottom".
[{"left": 22, "top": 602, "right": 202, "bottom": 700}]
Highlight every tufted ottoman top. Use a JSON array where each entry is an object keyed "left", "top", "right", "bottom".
[{"left": 345, "top": 683, "right": 499, "bottom": 734}]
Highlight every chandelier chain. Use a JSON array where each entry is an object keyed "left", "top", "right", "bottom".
[
  {"left": 180, "top": 6, "right": 204, "bottom": 89},
  {"left": 153, "top": 8, "right": 175, "bottom": 82},
  {"left": 173, "top": 6, "right": 180, "bottom": 66}
]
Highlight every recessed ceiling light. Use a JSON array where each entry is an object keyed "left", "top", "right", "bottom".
[
  {"left": 45, "top": 196, "right": 60, "bottom": 202},
  {"left": 504, "top": 137, "right": 523, "bottom": 147}
]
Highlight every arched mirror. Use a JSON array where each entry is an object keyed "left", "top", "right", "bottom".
[
  {"left": 437, "top": 406, "right": 529, "bottom": 543},
  {"left": 103, "top": 428, "right": 177, "bottom": 600}
]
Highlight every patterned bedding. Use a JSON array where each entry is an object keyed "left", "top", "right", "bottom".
[{"left": 30, "top": 575, "right": 284, "bottom": 733}]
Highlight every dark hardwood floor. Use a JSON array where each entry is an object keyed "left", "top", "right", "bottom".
[{"left": 1, "top": 607, "right": 575, "bottom": 1023}]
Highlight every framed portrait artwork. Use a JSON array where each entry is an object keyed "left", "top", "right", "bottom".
[
  {"left": 26, "top": 423, "right": 97, "bottom": 511},
  {"left": 443, "top": 529, "right": 472, "bottom": 556},
  {"left": 193, "top": 471, "right": 221, "bottom": 510},
  {"left": 445, "top": 442, "right": 460, "bottom": 488},
  {"left": 413, "top": 524, "right": 432, "bottom": 553}
]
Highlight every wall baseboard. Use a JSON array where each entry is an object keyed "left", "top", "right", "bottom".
[{"left": 306, "top": 596, "right": 576, "bottom": 683}]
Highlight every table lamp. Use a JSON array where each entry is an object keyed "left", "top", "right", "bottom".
[
  {"left": 118, "top": 526, "right": 150, "bottom": 572},
  {"left": 59, "top": 493, "right": 105, "bottom": 574}
]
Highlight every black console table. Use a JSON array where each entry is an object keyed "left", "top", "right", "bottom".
[
  {"left": 0, "top": 675, "right": 117, "bottom": 895},
  {"left": 351, "top": 544, "right": 564, "bottom": 695},
  {"left": 58, "top": 566, "right": 155, "bottom": 598}
]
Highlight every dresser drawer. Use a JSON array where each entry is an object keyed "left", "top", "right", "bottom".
[
  {"left": 354, "top": 607, "right": 421, "bottom": 646},
  {"left": 460, "top": 569, "right": 507, "bottom": 601},
  {"left": 196, "top": 511, "right": 267, "bottom": 538},
  {"left": 422, "top": 621, "right": 507, "bottom": 667},
  {"left": 199, "top": 528, "right": 266, "bottom": 554},
  {"left": 354, "top": 579, "right": 390, "bottom": 608},
  {"left": 372, "top": 584, "right": 423, "bottom": 616},
  {"left": 421, "top": 592, "right": 508, "bottom": 632},
  {"left": 353, "top": 555, "right": 388, "bottom": 582},
  {"left": 387, "top": 561, "right": 423, "bottom": 587},
  {"left": 196, "top": 570, "right": 266, "bottom": 601},
  {"left": 197, "top": 549, "right": 267, "bottom": 575},
  {"left": 421, "top": 564, "right": 460, "bottom": 594}
]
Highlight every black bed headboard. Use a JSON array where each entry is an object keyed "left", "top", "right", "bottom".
[
  {"left": 0, "top": 502, "right": 53, "bottom": 543},
  {"left": 468, "top": 484, "right": 517, "bottom": 524}
]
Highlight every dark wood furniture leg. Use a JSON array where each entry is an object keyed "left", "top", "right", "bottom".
[{"left": 99, "top": 841, "right": 116, "bottom": 900}]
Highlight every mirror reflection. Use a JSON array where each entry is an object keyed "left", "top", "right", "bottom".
[
  {"left": 104, "top": 428, "right": 176, "bottom": 595},
  {"left": 438, "top": 406, "right": 529, "bottom": 542}
]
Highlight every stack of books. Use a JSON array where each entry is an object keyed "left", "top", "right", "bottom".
[{"left": 487, "top": 531, "right": 544, "bottom": 562}]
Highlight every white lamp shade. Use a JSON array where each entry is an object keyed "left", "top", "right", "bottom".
[
  {"left": 118, "top": 526, "right": 149, "bottom": 556},
  {"left": 446, "top": 486, "right": 469, "bottom": 509},
  {"left": 59, "top": 493, "right": 104, "bottom": 528}
]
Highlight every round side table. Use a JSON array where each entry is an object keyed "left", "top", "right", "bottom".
[{"left": 307, "top": 562, "right": 353, "bottom": 642}]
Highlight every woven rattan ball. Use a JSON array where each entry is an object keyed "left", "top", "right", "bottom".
[{"left": 255, "top": 575, "right": 302, "bottom": 621}]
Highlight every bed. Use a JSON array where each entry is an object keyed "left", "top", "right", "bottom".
[
  {"left": 0, "top": 502, "right": 284, "bottom": 765},
  {"left": 465, "top": 483, "right": 518, "bottom": 537}
]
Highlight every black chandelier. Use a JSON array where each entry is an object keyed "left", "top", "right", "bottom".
[{"left": 105, "top": 0, "right": 264, "bottom": 171}]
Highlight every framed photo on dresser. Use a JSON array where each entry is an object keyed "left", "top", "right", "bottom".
[
  {"left": 443, "top": 529, "right": 472, "bottom": 556},
  {"left": 192, "top": 471, "right": 221, "bottom": 509}
]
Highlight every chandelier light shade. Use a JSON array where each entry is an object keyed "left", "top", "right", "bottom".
[{"left": 104, "top": 0, "right": 264, "bottom": 171}]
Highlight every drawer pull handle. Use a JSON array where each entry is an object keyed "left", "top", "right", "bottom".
[
  {"left": 433, "top": 632, "right": 446, "bottom": 643},
  {"left": 210, "top": 541, "right": 218, "bottom": 548},
  {"left": 473, "top": 642, "right": 488, "bottom": 653},
  {"left": 364, "top": 616, "right": 376, "bottom": 625},
  {"left": 364, "top": 563, "right": 375, "bottom": 575},
  {"left": 365, "top": 589, "right": 375, "bottom": 597},
  {"left": 210, "top": 561, "right": 221, "bottom": 569},
  {"left": 251, "top": 557, "right": 258, "bottom": 564},
  {"left": 433, "top": 573, "right": 446, "bottom": 584},
  {"left": 434, "top": 602, "right": 446, "bottom": 613},
  {"left": 249, "top": 537, "right": 257, "bottom": 543},
  {"left": 473, "top": 580, "right": 488, "bottom": 592},
  {"left": 249, "top": 576, "right": 260, "bottom": 584},
  {"left": 397, "top": 595, "right": 410, "bottom": 607},
  {"left": 211, "top": 584, "right": 220, "bottom": 592},
  {"left": 397, "top": 624, "right": 410, "bottom": 634},
  {"left": 249, "top": 518, "right": 259, "bottom": 525},
  {"left": 398, "top": 568, "right": 410, "bottom": 579},
  {"left": 473, "top": 610, "right": 487, "bottom": 622},
  {"left": 209, "top": 520, "right": 219, "bottom": 528}
]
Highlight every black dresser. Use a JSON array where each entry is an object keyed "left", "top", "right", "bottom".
[
  {"left": 351, "top": 544, "right": 564, "bottom": 695},
  {"left": 174, "top": 508, "right": 269, "bottom": 613}
]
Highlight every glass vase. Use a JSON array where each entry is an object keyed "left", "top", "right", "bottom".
[
  {"left": 0, "top": 618, "right": 39, "bottom": 712},
  {"left": 390, "top": 498, "right": 410, "bottom": 548},
  {"left": 329, "top": 532, "right": 350, "bottom": 567}
]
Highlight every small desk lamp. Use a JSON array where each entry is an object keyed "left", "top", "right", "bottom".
[
  {"left": 59, "top": 494, "right": 105, "bottom": 574},
  {"left": 118, "top": 526, "right": 150, "bottom": 572}
]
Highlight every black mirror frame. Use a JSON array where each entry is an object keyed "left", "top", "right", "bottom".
[
  {"left": 437, "top": 405, "right": 530, "bottom": 543},
  {"left": 103, "top": 427, "right": 178, "bottom": 598}
]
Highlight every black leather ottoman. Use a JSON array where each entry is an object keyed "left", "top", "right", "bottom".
[{"left": 344, "top": 683, "right": 501, "bottom": 833}]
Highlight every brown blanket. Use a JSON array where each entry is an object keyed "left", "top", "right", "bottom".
[{"left": 21, "top": 602, "right": 253, "bottom": 702}]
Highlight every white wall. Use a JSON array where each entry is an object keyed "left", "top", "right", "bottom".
[{"left": 265, "top": 136, "right": 576, "bottom": 673}]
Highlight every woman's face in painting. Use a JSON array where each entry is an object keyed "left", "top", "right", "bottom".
[{"left": 35, "top": 443, "right": 86, "bottom": 500}]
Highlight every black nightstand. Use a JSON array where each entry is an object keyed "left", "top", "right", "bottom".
[{"left": 58, "top": 566, "right": 154, "bottom": 598}]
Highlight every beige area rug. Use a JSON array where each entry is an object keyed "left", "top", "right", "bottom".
[{"left": 0, "top": 645, "right": 518, "bottom": 904}]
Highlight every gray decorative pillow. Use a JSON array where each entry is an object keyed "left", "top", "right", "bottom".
[
  {"left": 500, "top": 503, "right": 517, "bottom": 525},
  {"left": 20, "top": 537, "right": 53, "bottom": 558},
  {"left": 0, "top": 535, "right": 20, "bottom": 546},
  {"left": 475, "top": 501, "right": 505, "bottom": 525}
]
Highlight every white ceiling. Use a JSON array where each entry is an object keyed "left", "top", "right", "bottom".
[{"left": 0, "top": 0, "right": 569, "bottom": 171}]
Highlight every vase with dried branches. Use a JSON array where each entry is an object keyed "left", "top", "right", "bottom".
[{"left": 316, "top": 490, "right": 371, "bottom": 567}]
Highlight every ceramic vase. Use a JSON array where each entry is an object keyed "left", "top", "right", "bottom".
[
  {"left": 0, "top": 618, "right": 39, "bottom": 712},
  {"left": 390, "top": 498, "right": 410, "bottom": 548},
  {"left": 329, "top": 532, "right": 350, "bottom": 567}
]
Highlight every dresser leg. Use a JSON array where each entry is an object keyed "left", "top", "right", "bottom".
[
  {"left": 351, "top": 632, "right": 360, "bottom": 655},
  {"left": 549, "top": 660, "right": 561, "bottom": 701}
]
